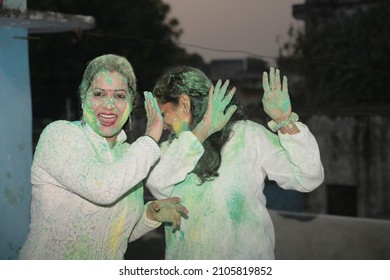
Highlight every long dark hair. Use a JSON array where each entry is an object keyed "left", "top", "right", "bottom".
[{"left": 153, "top": 66, "right": 245, "bottom": 184}]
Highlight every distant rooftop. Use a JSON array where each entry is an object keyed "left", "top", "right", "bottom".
[{"left": 0, "top": 8, "right": 95, "bottom": 34}]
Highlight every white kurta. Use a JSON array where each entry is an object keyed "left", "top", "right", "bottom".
[
  {"left": 147, "top": 120, "right": 324, "bottom": 259},
  {"left": 20, "top": 120, "right": 161, "bottom": 259}
]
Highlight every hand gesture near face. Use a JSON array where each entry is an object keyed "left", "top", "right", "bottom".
[
  {"left": 193, "top": 80, "right": 237, "bottom": 142},
  {"left": 144, "top": 91, "right": 163, "bottom": 142},
  {"left": 262, "top": 67, "right": 292, "bottom": 122},
  {"left": 147, "top": 197, "right": 189, "bottom": 231}
]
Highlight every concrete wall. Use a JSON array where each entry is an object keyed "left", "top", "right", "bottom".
[
  {"left": 305, "top": 114, "right": 390, "bottom": 219},
  {"left": 270, "top": 210, "right": 390, "bottom": 259},
  {"left": 126, "top": 210, "right": 390, "bottom": 260}
]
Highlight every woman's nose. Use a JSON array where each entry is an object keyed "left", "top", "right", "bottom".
[{"left": 103, "top": 96, "right": 115, "bottom": 109}]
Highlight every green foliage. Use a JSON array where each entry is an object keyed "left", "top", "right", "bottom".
[
  {"left": 278, "top": 2, "right": 390, "bottom": 109},
  {"left": 28, "top": 0, "right": 208, "bottom": 119}
]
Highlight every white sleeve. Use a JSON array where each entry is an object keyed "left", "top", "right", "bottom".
[
  {"left": 128, "top": 202, "right": 161, "bottom": 243},
  {"left": 146, "top": 131, "right": 204, "bottom": 199},
  {"left": 33, "top": 121, "right": 160, "bottom": 205},
  {"left": 260, "top": 122, "right": 324, "bottom": 192}
]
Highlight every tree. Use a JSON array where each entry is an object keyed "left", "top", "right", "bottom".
[
  {"left": 278, "top": 1, "right": 390, "bottom": 110},
  {"left": 28, "top": 0, "right": 207, "bottom": 122}
]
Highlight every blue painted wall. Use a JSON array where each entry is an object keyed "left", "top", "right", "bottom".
[{"left": 0, "top": 27, "right": 32, "bottom": 259}]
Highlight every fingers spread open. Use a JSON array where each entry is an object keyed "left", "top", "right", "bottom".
[
  {"left": 262, "top": 72, "right": 270, "bottom": 92},
  {"left": 212, "top": 80, "right": 222, "bottom": 100},
  {"left": 224, "top": 105, "right": 238, "bottom": 120},
  {"left": 275, "top": 69, "right": 281, "bottom": 90},
  {"left": 282, "top": 76, "right": 288, "bottom": 94},
  {"left": 219, "top": 79, "right": 230, "bottom": 99},
  {"left": 269, "top": 67, "right": 275, "bottom": 90},
  {"left": 207, "top": 85, "right": 215, "bottom": 105},
  {"left": 222, "top": 87, "right": 236, "bottom": 105}
]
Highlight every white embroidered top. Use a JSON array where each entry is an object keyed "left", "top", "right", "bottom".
[
  {"left": 146, "top": 120, "right": 324, "bottom": 259},
  {"left": 19, "top": 120, "right": 161, "bottom": 259}
]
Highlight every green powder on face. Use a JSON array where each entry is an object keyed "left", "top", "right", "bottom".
[
  {"left": 172, "top": 119, "right": 190, "bottom": 134},
  {"left": 82, "top": 89, "right": 131, "bottom": 142},
  {"left": 83, "top": 99, "right": 102, "bottom": 131},
  {"left": 105, "top": 75, "right": 113, "bottom": 85},
  {"left": 117, "top": 102, "right": 131, "bottom": 128}
]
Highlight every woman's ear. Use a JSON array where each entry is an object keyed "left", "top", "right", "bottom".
[{"left": 179, "top": 94, "right": 191, "bottom": 113}]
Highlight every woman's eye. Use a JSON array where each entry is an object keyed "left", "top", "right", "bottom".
[
  {"left": 93, "top": 91, "right": 104, "bottom": 97},
  {"left": 115, "top": 93, "right": 126, "bottom": 99}
]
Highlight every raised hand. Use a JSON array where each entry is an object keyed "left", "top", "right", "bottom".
[
  {"left": 192, "top": 80, "right": 237, "bottom": 143},
  {"left": 144, "top": 91, "right": 163, "bottom": 142},
  {"left": 147, "top": 197, "right": 189, "bottom": 231},
  {"left": 262, "top": 67, "right": 292, "bottom": 123}
]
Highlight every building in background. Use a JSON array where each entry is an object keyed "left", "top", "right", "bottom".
[
  {"left": 209, "top": 19, "right": 390, "bottom": 220},
  {"left": 293, "top": 0, "right": 379, "bottom": 34},
  {"left": 291, "top": 0, "right": 390, "bottom": 219}
]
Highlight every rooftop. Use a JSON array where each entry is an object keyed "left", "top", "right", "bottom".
[{"left": 0, "top": 8, "right": 95, "bottom": 34}]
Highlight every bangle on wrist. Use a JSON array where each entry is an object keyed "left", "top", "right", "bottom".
[{"left": 267, "top": 112, "right": 299, "bottom": 132}]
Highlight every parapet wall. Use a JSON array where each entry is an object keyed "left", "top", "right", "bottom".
[{"left": 270, "top": 210, "right": 390, "bottom": 259}]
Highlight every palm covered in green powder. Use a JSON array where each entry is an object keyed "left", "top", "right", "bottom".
[{"left": 262, "top": 67, "right": 292, "bottom": 123}]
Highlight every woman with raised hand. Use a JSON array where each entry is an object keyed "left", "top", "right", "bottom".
[
  {"left": 19, "top": 54, "right": 187, "bottom": 260},
  {"left": 146, "top": 66, "right": 324, "bottom": 259}
]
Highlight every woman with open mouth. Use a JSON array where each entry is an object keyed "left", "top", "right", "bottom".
[{"left": 19, "top": 54, "right": 188, "bottom": 260}]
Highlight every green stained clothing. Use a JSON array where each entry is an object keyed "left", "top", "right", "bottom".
[
  {"left": 147, "top": 120, "right": 324, "bottom": 259},
  {"left": 20, "top": 120, "right": 161, "bottom": 259}
]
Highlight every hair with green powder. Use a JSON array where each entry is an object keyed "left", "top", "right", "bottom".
[
  {"left": 153, "top": 66, "right": 245, "bottom": 184},
  {"left": 78, "top": 54, "right": 138, "bottom": 129}
]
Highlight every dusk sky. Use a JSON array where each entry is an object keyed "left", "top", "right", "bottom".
[{"left": 163, "top": 0, "right": 305, "bottom": 65}]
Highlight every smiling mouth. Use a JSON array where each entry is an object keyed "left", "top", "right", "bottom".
[{"left": 98, "top": 113, "right": 117, "bottom": 126}]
